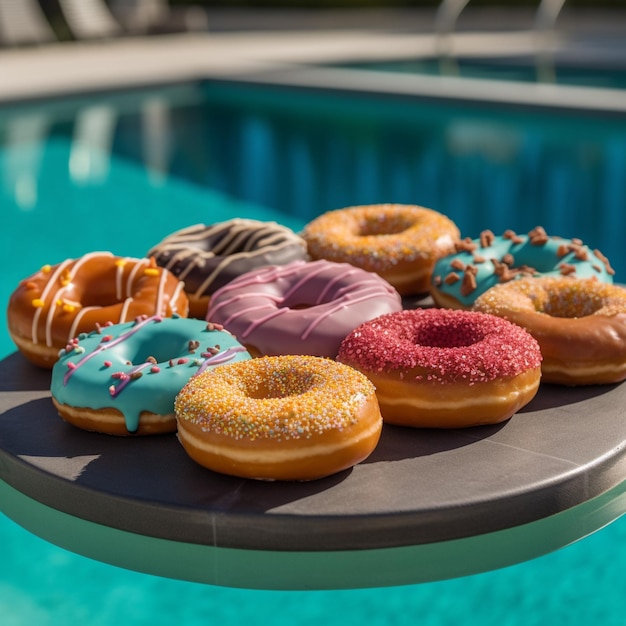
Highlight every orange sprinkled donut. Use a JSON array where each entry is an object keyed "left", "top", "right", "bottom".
[
  {"left": 302, "top": 204, "right": 460, "bottom": 296},
  {"left": 7, "top": 252, "right": 188, "bottom": 368},
  {"left": 175, "top": 355, "right": 382, "bottom": 481},
  {"left": 474, "top": 277, "right": 626, "bottom": 386},
  {"left": 337, "top": 308, "right": 542, "bottom": 428}
]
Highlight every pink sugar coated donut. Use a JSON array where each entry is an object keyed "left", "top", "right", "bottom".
[{"left": 338, "top": 308, "right": 542, "bottom": 383}]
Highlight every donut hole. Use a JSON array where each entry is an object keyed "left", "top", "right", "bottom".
[
  {"left": 356, "top": 215, "right": 415, "bottom": 237},
  {"left": 413, "top": 322, "right": 485, "bottom": 348},
  {"left": 278, "top": 299, "right": 313, "bottom": 311},
  {"left": 79, "top": 291, "right": 123, "bottom": 307},
  {"left": 122, "top": 333, "right": 195, "bottom": 365},
  {"left": 64, "top": 280, "right": 121, "bottom": 308},
  {"left": 542, "top": 292, "right": 605, "bottom": 318},
  {"left": 243, "top": 370, "right": 320, "bottom": 400}
]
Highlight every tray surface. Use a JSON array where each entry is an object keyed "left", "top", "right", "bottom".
[{"left": 2, "top": 350, "right": 626, "bottom": 552}]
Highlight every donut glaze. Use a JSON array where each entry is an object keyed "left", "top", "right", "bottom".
[
  {"left": 7, "top": 252, "right": 188, "bottom": 368},
  {"left": 430, "top": 227, "right": 615, "bottom": 309},
  {"left": 205, "top": 259, "right": 403, "bottom": 358},
  {"left": 51, "top": 315, "right": 250, "bottom": 435},
  {"left": 474, "top": 277, "right": 626, "bottom": 385},
  {"left": 337, "top": 308, "right": 542, "bottom": 428},
  {"left": 175, "top": 355, "right": 382, "bottom": 481},
  {"left": 302, "top": 204, "right": 460, "bottom": 295},
  {"left": 147, "top": 219, "right": 308, "bottom": 318}
]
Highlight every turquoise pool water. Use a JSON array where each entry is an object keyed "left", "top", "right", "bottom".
[
  {"left": 332, "top": 56, "right": 626, "bottom": 90},
  {"left": 1, "top": 81, "right": 626, "bottom": 625}
]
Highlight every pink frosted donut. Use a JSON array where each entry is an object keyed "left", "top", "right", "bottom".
[
  {"left": 337, "top": 308, "right": 542, "bottom": 428},
  {"left": 205, "top": 259, "right": 403, "bottom": 358}
]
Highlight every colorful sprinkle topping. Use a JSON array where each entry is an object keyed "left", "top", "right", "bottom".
[{"left": 175, "top": 355, "right": 376, "bottom": 441}]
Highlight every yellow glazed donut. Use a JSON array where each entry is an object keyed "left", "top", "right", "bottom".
[
  {"left": 302, "top": 204, "right": 460, "bottom": 296},
  {"left": 175, "top": 355, "right": 382, "bottom": 481},
  {"left": 474, "top": 277, "right": 626, "bottom": 385}
]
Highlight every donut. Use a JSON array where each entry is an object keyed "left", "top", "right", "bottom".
[
  {"left": 301, "top": 204, "right": 460, "bottom": 296},
  {"left": 147, "top": 219, "right": 308, "bottom": 318},
  {"left": 473, "top": 277, "right": 626, "bottom": 386},
  {"left": 337, "top": 308, "right": 542, "bottom": 428},
  {"left": 430, "top": 227, "right": 615, "bottom": 310},
  {"left": 50, "top": 315, "right": 250, "bottom": 435},
  {"left": 205, "top": 259, "right": 403, "bottom": 358},
  {"left": 175, "top": 354, "right": 382, "bottom": 481},
  {"left": 7, "top": 252, "right": 188, "bottom": 368}
]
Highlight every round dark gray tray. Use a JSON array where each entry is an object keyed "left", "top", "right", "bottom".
[{"left": 2, "top": 350, "right": 626, "bottom": 554}]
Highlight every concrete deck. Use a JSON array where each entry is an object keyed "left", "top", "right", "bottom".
[{"left": 0, "top": 8, "right": 625, "bottom": 112}]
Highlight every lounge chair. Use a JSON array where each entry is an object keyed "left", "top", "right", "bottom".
[{"left": 0, "top": 0, "right": 56, "bottom": 46}]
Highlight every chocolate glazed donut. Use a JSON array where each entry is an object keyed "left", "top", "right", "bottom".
[{"left": 147, "top": 219, "right": 308, "bottom": 318}]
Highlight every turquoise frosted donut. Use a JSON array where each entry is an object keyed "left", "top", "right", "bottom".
[
  {"left": 430, "top": 227, "right": 615, "bottom": 309},
  {"left": 51, "top": 315, "right": 250, "bottom": 435}
]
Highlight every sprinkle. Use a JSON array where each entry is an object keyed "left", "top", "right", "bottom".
[
  {"left": 41, "top": 264, "right": 51, "bottom": 273},
  {"left": 101, "top": 335, "right": 113, "bottom": 343},
  {"left": 103, "top": 360, "right": 112, "bottom": 368},
  {"left": 479, "top": 229, "right": 495, "bottom": 248},
  {"left": 444, "top": 272, "right": 460, "bottom": 285},
  {"left": 144, "top": 268, "right": 160, "bottom": 276},
  {"left": 593, "top": 249, "right": 615, "bottom": 275},
  {"left": 175, "top": 355, "right": 376, "bottom": 441},
  {"left": 151, "top": 366, "right": 161, "bottom": 373},
  {"left": 31, "top": 298, "right": 45, "bottom": 308},
  {"left": 188, "top": 340, "right": 200, "bottom": 353},
  {"left": 528, "top": 226, "right": 548, "bottom": 246},
  {"left": 460, "top": 265, "right": 478, "bottom": 296}
]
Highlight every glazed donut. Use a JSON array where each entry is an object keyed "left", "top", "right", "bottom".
[
  {"left": 474, "top": 277, "right": 626, "bottom": 386},
  {"left": 205, "top": 259, "right": 403, "bottom": 358},
  {"left": 147, "top": 219, "right": 308, "bottom": 318},
  {"left": 7, "top": 252, "right": 188, "bottom": 368},
  {"left": 337, "top": 308, "right": 542, "bottom": 428},
  {"left": 175, "top": 355, "right": 382, "bottom": 481},
  {"left": 430, "top": 226, "right": 615, "bottom": 310},
  {"left": 51, "top": 315, "right": 250, "bottom": 435},
  {"left": 301, "top": 204, "right": 460, "bottom": 296}
]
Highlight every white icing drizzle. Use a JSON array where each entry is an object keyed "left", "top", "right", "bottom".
[
  {"left": 30, "top": 253, "right": 182, "bottom": 347},
  {"left": 37, "top": 252, "right": 111, "bottom": 346},
  {"left": 149, "top": 220, "right": 306, "bottom": 296}
]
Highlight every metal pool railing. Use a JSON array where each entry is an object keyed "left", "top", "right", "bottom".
[{"left": 435, "top": 0, "right": 569, "bottom": 81}]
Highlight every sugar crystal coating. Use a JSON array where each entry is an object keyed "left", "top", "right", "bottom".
[
  {"left": 475, "top": 277, "right": 626, "bottom": 319},
  {"left": 302, "top": 204, "right": 459, "bottom": 272},
  {"left": 337, "top": 308, "right": 541, "bottom": 383}
]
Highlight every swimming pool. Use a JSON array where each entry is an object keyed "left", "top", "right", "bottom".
[
  {"left": 331, "top": 55, "right": 626, "bottom": 90},
  {"left": 1, "top": 80, "right": 626, "bottom": 625}
]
